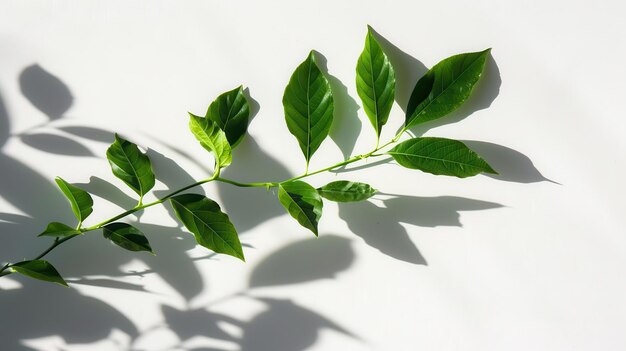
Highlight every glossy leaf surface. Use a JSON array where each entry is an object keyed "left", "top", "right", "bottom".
[
  {"left": 388, "top": 137, "right": 497, "bottom": 178},
  {"left": 189, "top": 114, "right": 232, "bottom": 168},
  {"left": 103, "top": 222, "right": 153, "bottom": 253},
  {"left": 356, "top": 26, "right": 395, "bottom": 139},
  {"left": 106, "top": 133, "right": 155, "bottom": 198},
  {"left": 278, "top": 181, "right": 323, "bottom": 235},
  {"left": 170, "top": 194, "right": 243, "bottom": 261},
  {"left": 283, "top": 51, "right": 334, "bottom": 166},
  {"left": 55, "top": 177, "right": 93, "bottom": 222},
  {"left": 318, "top": 180, "right": 377, "bottom": 202},
  {"left": 405, "top": 49, "right": 490, "bottom": 128},
  {"left": 38, "top": 222, "right": 80, "bottom": 237},
  {"left": 206, "top": 86, "right": 250, "bottom": 147},
  {"left": 11, "top": 260, "right": 68, "bottom": 287}
]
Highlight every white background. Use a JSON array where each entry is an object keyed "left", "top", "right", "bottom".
[{"left": 1, "top": 1, "right": 626, "bottom": 350}]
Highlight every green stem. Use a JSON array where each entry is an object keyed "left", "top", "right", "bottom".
[
  {"left": 0, "top": 174, "right": 220, "bottom": 278},
  {"left": 1, "top": 127, "right": 409, "bottom": 280}
]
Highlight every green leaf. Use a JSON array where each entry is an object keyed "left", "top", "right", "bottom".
[
  {"left": 38, "top": 222, "right": 81, "bottom": 237},
  {"left": 318, "top": 180, "right": 377, "bottom": 202},
  {"left": 188, "top": 114, "right": 232, "bottom": 169},
  {"left": 170, "top": 194, "right": 244, "bottom": 261},
  {"left": 278, "top": 181, "right": 323, "bottom": 235},
  {"left": 55, "top": 177, "right": 93, "bottom": 223},
  {"left": 405, "top": 49, "right": 490, "bottom": 129},
  {"left": 282, "top": 51, "right": 334, "bottom": 168},
  {"left": 388, "top": 137, "right": 497, "bottom": 178},
  {"left": 106, "top": 133, "right": 155, "bottom": 198},
  {"left": 356, "top": 26, "right": 395, "bottom": 140},
  {"left": 205, "top": 86, "right": 250, "bottom": 148},
  {"left": 103, "top": 222, "right": 153, "bottom": 254},
  {"left": 11, "top": 260, "right": 68, "bottom": 287}
]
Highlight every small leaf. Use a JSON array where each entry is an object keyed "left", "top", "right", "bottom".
[
  {"left": 38, "top": 222, "right": 81, "bottom": 237},
  {"left": 278, "top": 181, "right": 323, "bottom": 235},
  {"left": 55, "top": 177, "right": 93, "bottom": 222},
  {"left": 106, "top": 133, "right": 156, "bottom": 198},
  {"left": 11, "top": 260, "right": 68, "bottom": 287},
  {"left": 205, "top": 86, "right": 250, "bottom": 147},
  {"left": 356, "top": 26, "right": 395, "bottom": 140},
  {"left": 318, "top": 181, "right": 377, "bottom": 202},
  {"left": 170, "top": 194, "right": 244, "bottom": 261},
  {"left": 103, "top": 222, "right": 153, "bottom": 254},
  {"left": 388, "top": 137, "right": 497, "bottom": 178},
  {"left": 188, "top": 114, "right": 232, "bottom": 168},
  {"left": 283, "top": 51, "right": 334, "bottom": 168},
  {"left": 405, "top": 49, "right": 490, "bottom": 128}
]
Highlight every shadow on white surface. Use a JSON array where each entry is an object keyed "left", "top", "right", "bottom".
[
  {"left": 1, "top": 65, "right": 361, "bottom": 351},
  {"left": 0, "top": 48, "right": 541, "bottom": 349}
]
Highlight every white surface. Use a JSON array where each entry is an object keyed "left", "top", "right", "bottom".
[{"left": 1, "top": 1, "right": 626, "bottom": 350}]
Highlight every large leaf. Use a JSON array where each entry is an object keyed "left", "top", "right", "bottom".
[
  {"left": 188, "top": 114, "right": 232, "bottom": 169},
  {"left": 11, "top": 260, "right": 68, "bottom": 287},
  {"left": 278, "top": 181, "right": 323, "bottom": 235},
  {"left": 388, "top": 137, "right": 497, "bottom": 178},
  {"left": 205, "top": 86, "right": 250, "bottom": 147},
  {"left": 38, "top": 222, "right": 81, "bottom": 237},
  {"left": 282, "top": 51, "right": 334, "bottom": 168},
  {"left": 405, "top": 49, "right": 490, "bottom": 128},
  {"left": 170, "top": 194, "right": 244, "bottom": 261},
  {"left": 103, "top": 222, "right": 153, "bottom": 254},
  {"left": 55, "top": 177, "right": 93, "bottom": 222},
  {"left": 106, "top": 133, "right": 155, "bottom": 198},
  {"left": 356, "top": 26, "right": 395, "bottom": 140},
  {"left": 318, "top": 180, "right": 377, "bottom": 202}
]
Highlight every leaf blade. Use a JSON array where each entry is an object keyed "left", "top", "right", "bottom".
[
  {"left": 282, "top": 51, "right": 334, "bottom": 166},
  {"left": 188, "top": 114, "right": 232, "bottom": 168},
  {"left": 318, "top": 181, "right": 377, "bottom": 202},
  {"left": 170, "top": 194, "right": 244, "bottom": 261},
  {"left": 103, "top": 222, "right": 153, "bottom": 254},
  {"left": 206, "top": 86, "right": 250, "bottom": 147},
  {"left": 106, "top": 133, "right": 155, "bottom": 198},
  {"left": 356, "top": 26, "right": 395, "bottom": 139},
  {"left": 55, "top": 177, "right": 93, "bottom": 222},
  {"left": 278, "top": 181, "right": 323, "bottom": 235},
  {"left": 38, "top": 222, "right": 81, "bottom": 237},
  {"left": 388, "top": 137, "right": 497, "bottom": 178},
  {"left": 405, "top": 49, "right": 490, "bottom": 128},
  {"left": 11, "top": 260, "right": 68, "bottom": 287}
]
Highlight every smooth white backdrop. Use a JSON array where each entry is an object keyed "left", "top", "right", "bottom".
[{"left": 1, "top": 1, "right": 625, "bottom": 350}]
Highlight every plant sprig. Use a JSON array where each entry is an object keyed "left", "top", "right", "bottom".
[{"left": 0, "top": 27, "right": 497, "bottom": 286}]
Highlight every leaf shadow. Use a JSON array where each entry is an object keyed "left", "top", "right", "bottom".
[
  {"left": 249, "top": 235, "right": 355, "bottom": 288},
  {"left": 19, "top": 132, "right": 95, "bottom": 157},
  {"left": 58, "top": 126, "right": 114, "bottom": 143},
  {"left": 74, "top": 176, "right": 137, "bottom": 210},
  {"left": 239, "top": 297, "right": 358, "bottom": 351},
  {"left": 338, "top": 195, "right": 503, "bottom": 265},
  {"left": 216, "top": 137, "right": 292, "bottom": 234},
  {"left": 314, "top": 51, "right": 362, "bottom": 160},
  {"left": 19, "top": 64, "right": 73, "bottom": 120},
  {"left": 0, "top": 90, "right": 10, "bottom": 148},
  {"left": 370, "top": 28, "right": 428, "bottom": 114},
  {"left": 0, "top": 280, "right": 138, "bottom": 351},
  {"left": 462, "top": 140, "right": 559, "bottom": 184}
]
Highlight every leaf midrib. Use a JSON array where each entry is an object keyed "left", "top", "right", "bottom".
[
  {"left": 118, "top": 142, "right": 143, "bottom": 195},
  {"left": 388, "top": 150, "right": 485, "bottom": 170},
  {"left": 411, "top": 53, "right": 484, "bottom": 122},
  {"left": 282, "top": 185, "right": 316, "bottom": 230},
  {"left": 172, "top": 198, "right": 239, "bottom": 256}
]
